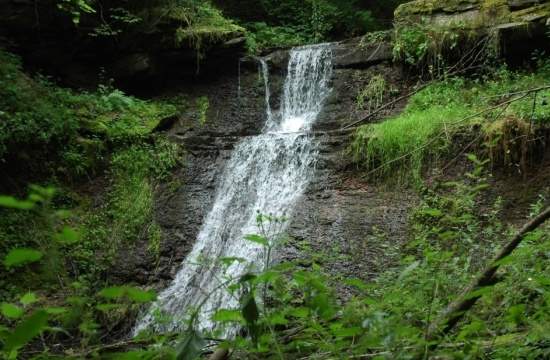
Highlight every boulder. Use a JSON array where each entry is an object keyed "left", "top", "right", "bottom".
[{"left": 332, "top": 34, "right": 394, "bottom": 69}]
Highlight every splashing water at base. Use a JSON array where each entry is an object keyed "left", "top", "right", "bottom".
[{"left": 134, "top": 44, "right": 333, "bottom": 335}]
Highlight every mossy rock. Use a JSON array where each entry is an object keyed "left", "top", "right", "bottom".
[
  {"left": 394, "top": 0, "right": 550, "bottom": 64},
  {"left": 395, "top": 0, "right": 549, "bottom": 30}
]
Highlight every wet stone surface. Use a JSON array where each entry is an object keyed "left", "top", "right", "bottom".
[{"left": 111, "top": 41, "right": 415, "bottom": 293}]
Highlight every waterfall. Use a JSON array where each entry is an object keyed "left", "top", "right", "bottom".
[
  {"left": 134, "top": 44, "right": 333, "bottom": 335},
  {"left": 259, "top": 58, "right": 273, "bottom": 127}
]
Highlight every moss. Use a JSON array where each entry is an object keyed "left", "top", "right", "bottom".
[
  {"left": 139, "top": 1, "right": 244, "bottom": 51},
  {"left": 510, "top": 2, "right": 550, "bottom": 21},
  {"left": 395, "top": 0, "right": 480, "bottom": 18},
  {"left": 395, "top": 0, "right": 517, "bottom": 29}
]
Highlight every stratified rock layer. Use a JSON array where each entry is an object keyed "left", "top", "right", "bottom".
[{"left": 394, "top": 0, "right": 550, "bottom": 62}]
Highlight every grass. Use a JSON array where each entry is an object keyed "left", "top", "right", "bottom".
[
  {"left": 352, "top": 105, "right": 470, "bottom": 184},
  {"left": 350, "top": 62, "right": 550, "bottom": 185}
]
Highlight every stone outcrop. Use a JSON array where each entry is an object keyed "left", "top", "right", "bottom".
[
  {"left": 395, "top": 0, "right": 550, "bottom": 27},
  {"left": 394, "top": 0, "right": 550, "bottom": 63}
]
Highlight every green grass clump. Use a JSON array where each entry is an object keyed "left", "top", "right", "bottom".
[
  {"left": 351, "top": 62, "right": 550, "bottom": 185},
  {"left": 352, "top": 105, "right": 470, "bottom": 184}
]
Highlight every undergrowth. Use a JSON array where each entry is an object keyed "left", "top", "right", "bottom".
[
  {"left": 0, "top": 48, "right": 182, "bottom": 354},
  {"left": 2, "top": 143, "right": 548, "bottom": 358},
  {"left": 0, "top": 49, "right": 177, "bottom": 182},
  {"left": 351, "top": 62, "right": 550, "bottom": 186}
]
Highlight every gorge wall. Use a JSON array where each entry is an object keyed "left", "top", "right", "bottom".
[
  {"left": 112, "top": 0, "right": 550, "bottom": 293},
  {"left": 110, "top": 38, "right": 419, "bottom": 291}
]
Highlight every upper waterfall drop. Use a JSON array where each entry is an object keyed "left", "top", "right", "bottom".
[
  {"left": 134, "top": 44, "right": 333, "bottom": 335},
  {"left": 264, "top": 44, "right": 333, "bottom": 133}
]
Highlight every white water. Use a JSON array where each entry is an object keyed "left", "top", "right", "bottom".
[{"left": 134, "top": 44, "right": 333, "bottom": 335}]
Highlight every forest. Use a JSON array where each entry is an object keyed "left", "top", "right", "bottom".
[{"left": 1, "top": 0, "right": 550, "bottom": 359}]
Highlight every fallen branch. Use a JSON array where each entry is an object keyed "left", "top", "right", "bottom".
[{"left": 427, "top": 206, "right": 550, "bottom": 340}]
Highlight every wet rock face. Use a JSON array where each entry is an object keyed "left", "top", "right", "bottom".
[
  {"left": 285, "top": 133, "right": 416, "bottom": 295},
  {"left": 121, "top": 40, "right": 414, "bottom": 289}
]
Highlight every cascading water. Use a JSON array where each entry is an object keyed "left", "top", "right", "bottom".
[{"left": 134, "top": 44, "right": 333, "bottom": 335}]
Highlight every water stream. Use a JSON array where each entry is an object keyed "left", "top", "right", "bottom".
[{"left": 134, "top": 43, "right": 333, "bottom": 334}]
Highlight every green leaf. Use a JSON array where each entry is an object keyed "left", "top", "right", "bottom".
[
  {"left": 54, "top": 227, "right": 81, "bottom": 245},
  {"left": 175, "top": 330, "right": 205, "bottom": 360},
  {"left": 109, "top": 350, "right": 156, "bottom": 360},
  {"left": 4, "top": 310, "right": 49, "bottom": 353},
  {"left": 0, "top": 325, "right": 9, "bottom": 340},
  {"left": 212, "top": 309, "right": 243, "bottom": 323},
  {"left": 98, "top": 286, "right": 126, "bottom": 299},
  {"left": 331, "top": 326, "right": 362, "bottom": 338},
  {"left": 239, "top": 273, "right": 257, "bottom": 283},
  {"left": 126, "top": 287, "right": 156, "bottom": 303},
  {"left": 344, "top": 278, "right": 368, "bottom": 291},
  {"left": 255, "top": 270, "right": 279, "bottom": 284},
  {"left": 96, "top": 304, "right": 122, "bottom": 312},
  {"left": 288, "top": 307, "right": 309, "bottom": 318},
  {"left": 464, "top": 286, "right": 493, "bottom": 300},
  {"left": 398, "top": 260, "right": 420, "bottom": 281},
  {"left": 19, "top": 292, "right": 38, "bottom": 306},
  {"left": 4, "top": 248, "right": 43, "bottom": 268},
  {"left": 266, "top": 312, "right": 287, "bottom": 325},
  {"left": 44, "top": 307, "right": 67, "bottom": 315},
  {"left": 311, "top": 292, "right": 335, "bottom": 320},
  {"left": 219, "top": 257, "right": 246, "bottom": 266},
  {"left": 98, "top": 286, "right": 156, "bottom": 303},
  {"left": 244, "top": 234, "right": 268, "bottom": 246},
  {"left": 420, "top": 208, "right": 443, "bottom": 217},
  {"left": 241, "top": 294, "right": 259, "bottom": 324},
  {"left": 0, "top": 196, "right": 34, "bottom": 210},
  {"left": 1, "top": 303, "right": 24, "bottom": 319}
]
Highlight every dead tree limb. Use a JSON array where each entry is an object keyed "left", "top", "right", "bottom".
[{"left": 427, "top": 206, "right": 550, "bottom": 340}]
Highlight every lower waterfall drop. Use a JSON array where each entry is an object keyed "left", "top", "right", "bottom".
[{"left": 134, "top": 43, "right": 333, "bottom": 335}]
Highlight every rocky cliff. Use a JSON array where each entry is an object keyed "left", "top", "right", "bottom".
[
  {"left": 110, "top": 38, "right": 420, "bottom": 289},
  {"left": 394, "top": 0, "right": 550, "bottom": 63}
]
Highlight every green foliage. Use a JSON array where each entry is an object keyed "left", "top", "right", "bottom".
[
  {"left": 57, "top": 0, "right": 95, "bottom": 25},
  {"left": 0, "top": 47, "right": 183, "bottom": 356},
  {"left": 351, "top": 102, "right": 469, "bottom": 185},
  {"left": 90, "top": 7, "right": 142, "bottom": 37},
  {"left": 171, "top": 1, "right": 244, "bottom": 59},
  {"left": 3, "top": 249, "right": 43, "bottom": 269},
  {"left": 351, "top": 62, "right": 550, "bottom": 185},
  {"left": 356, "top": 74, "right": 387, "bottom": 113},
  {"left": 393, "top": 21, "right": 470, "bottom": 76},
  {"left": 71, "top": 137, "right": 180, "bottom": 278},
  {"left": 0, "top": 49, "right": 176, "bottom": 181},
  {"left": 243, "top": 0, "right": 383, "bottom": 52},
  {"left": 245, "top": 23, "right": 308, "bottom": 53},
  {"left": 0, "top": 190, "right": 160, "bottom": 358},
  {"left": 195, "top": 96, "right": 209, "bottom": 126}
]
